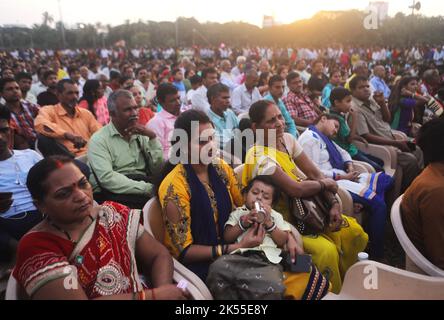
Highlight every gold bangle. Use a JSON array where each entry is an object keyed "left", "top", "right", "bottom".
[{"left": 217, "top": 244, "right": 222, "bottom": 257}]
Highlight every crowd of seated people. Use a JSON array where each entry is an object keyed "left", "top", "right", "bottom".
[{"left": 1, "top": 44, "right": 444, "bottom": 299}]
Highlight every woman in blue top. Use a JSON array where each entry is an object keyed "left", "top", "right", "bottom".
[{"left": 321, "top": 69, "right": 342, "bottom": 109}]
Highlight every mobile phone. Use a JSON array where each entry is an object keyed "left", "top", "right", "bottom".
[{"left": 283, "top": 254, "right": 312, "bottom": 273}]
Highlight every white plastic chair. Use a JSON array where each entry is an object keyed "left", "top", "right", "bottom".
[
  {"left": 76, "top": 154, "right": 88, "bottom": 164},
  {"left": 323, "top": 260, "right": 444, "bottom": 300},
  {"left": 237, "top": 112, "right": 249, "bottom": 121},
  {"left": 5, "top": 274, "right": 18, "bottom": 300},
  {"left": 390, "top": 195, "right": 444, "bottom": 277},
  {"left": 34, "top": 139, "right": 43, "bottom": 156},
  {"left": 142, "top": 198, "right": 214, "bottom": 300}
]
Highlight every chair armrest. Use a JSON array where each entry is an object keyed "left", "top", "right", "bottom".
[
  {"left": 354, "top": 141, "right": 396, "bottom": 177},
  {"left": 337, "top": 187, "right": 353, "bottom": 217},
  {"left": 392, "top": 130, "right": 408, "bottom": 140},
  {"left": 352, "top": 160, "right": 375, "bottom": 174},
  {"left": 172, "top": 258, "right": 213, "bottom": 300}
]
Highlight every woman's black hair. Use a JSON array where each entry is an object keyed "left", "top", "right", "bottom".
[
  {"left": 417, "top": 117, "right": 444, "bottom": 165},
  {"left": 153, "top": 109, "right": 213, "bottom": 198},
  {"left": 26, "top": 156, "right": 74, "bottom": 202},
  {"left": 0, "top": 104, "right": 11, "bottom": 121},
  {"left": 79, "top": 79, "right": 101, "bottom": 117},
  {"left": 249, "top": 99, "right": 275, "bottom": 124},
  {"left": 388, "top": 75, "right": 418, "bottom": 113},
  {"left": 242, "top": 175, "right": 280, "bottom": 205},
  {"left": 314, "top": 113, "right": 341, "bottom": 125},
  {"left": 258, "top": 71, "right": 270, "bottom": 87},
  {"left": 329, "top": 87, "right": 351, "bottom": 107}
]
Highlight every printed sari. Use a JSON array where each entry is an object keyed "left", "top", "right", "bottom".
[
  {"left": 159, "top": 158, "right": 330, "bottom": 300},
  {"left": 13, "top": 202, "right": 145, "bottom": 299},
  {"left": 242, "top": 136, "right": 369, "bottom": 293}
]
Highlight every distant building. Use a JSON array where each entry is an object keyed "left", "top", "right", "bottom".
[
  {"left": 2, "top": 24, "right": 28, "bottom": 28},
  {"left": 262, "top": 15, "right": 274, "bottom": 28},
  {"left": 262, "top": 15, "right": 282, "bottom": 28}
]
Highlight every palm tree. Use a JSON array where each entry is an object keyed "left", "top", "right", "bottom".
[{"left": 42, "top": 12, "right": 54, "bottom": 27}]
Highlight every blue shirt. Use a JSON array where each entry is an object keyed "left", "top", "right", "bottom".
[
  {"left": 370, "top": 76, "right": 391, "bottom": 99},
  {"left": 0, "top": 149, "right": 42, "bottom": 218},
  {"left": 264, "top": 94, "right": 298, "bottom": 137},
  {"left": 321, "top": 83, "right": 336, "bottom": 109},
  {"left": 207, "top": 108, "right": 239, "bottom": 149}
]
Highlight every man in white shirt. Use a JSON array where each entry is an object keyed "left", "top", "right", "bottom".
[
  {"left": 294, "top": 60, "right": 311, "bottom": 85},
  {"left": 30, "top": 66, "right": 49, "bottom": 98},
  {"left": 220, "top": 60, "right": 238, "bottom": 92},
  {"left": 0, "top": 106, "right": 43, "bottom": 261},
  {"left": 433, "top": 47, "right": 444, "bottom": 67},
  {"left": 68, "top": 66, "right": 85, "bottom": 98},
  {"left": 231, "top": 56, "right": 246, "bottom": 78},
  {"left": 191, "top": 67, "right": 219, "bottom": 113},
  {"left": 231, "top": 69, "right": 261, "bottom": 115},
  {"left": 16, "top": 72, "right": 37, "bottom": 104},
  {"left": 134, "top": 67, "right": 156, "bottom": 105}
]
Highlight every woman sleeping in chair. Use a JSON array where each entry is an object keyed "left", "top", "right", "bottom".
[{"left": 298, "top": 114, "right": 393, "bottom": 260}]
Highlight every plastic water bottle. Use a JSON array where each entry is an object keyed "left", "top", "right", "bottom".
[{"left": 358, "top": 252, "right": 369, "bottom": 261}]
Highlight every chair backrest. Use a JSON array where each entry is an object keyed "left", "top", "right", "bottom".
[
  {"left": 234, "top": 164, "right": 245, "bottom": 184},
  {"left": 237, "top": 112, "right": 249, "bottom": 121},
  {"left": 353, "top": 141, "right": 396, "bottom": 177},
  {"left": 5, "top": 274, "right": 18, "bottom": 300},
  {"left": 390, "top": 195, "right": 444, "bottom": 277},
  {"left": 142, "top": 198, "right": 165, "bottom": 242},
  {"left": 323, "top": 260, "right": 444, "bottom": 300},
  {"left": 142, "top": 198, "right": 213, "bottom": 300},
  {"left": 34, "top": 139, "right": 43, "bottom": 156},
  {"left": 352, "top": 160, "right": 375, "bottom": 174},
  {"left": 76, "top": 154, "right": 88, "bottom": 164}
]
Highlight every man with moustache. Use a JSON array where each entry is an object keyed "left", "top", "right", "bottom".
[
  {"left": 36, "top": 70, "right": 59, "bottom": 106},
  {"left": 88, "top": 89, "right": 163, "bottom": 209},
  {"left": 0, "top": 78, "right": 39, "bottom": 149},
  {"left": 34, "top": 79, "right": 101, "bottom": 158}
]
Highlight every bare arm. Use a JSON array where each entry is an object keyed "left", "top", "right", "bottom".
[
  {"left": 224, "top": 224, "right": 244, "bottom": 244},
  {"left": 268, "top": 228, "right": 288, "bottom": 248},
  {"left": 135, "top": 231, "right": 174, "bottom": 287},
  {"left": 292, "top": 116, "right": 314, "bottom": 127}
]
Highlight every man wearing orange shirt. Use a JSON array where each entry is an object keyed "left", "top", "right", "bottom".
[{"left": 34, "top": 79, "right": 101, "bottom": 158}]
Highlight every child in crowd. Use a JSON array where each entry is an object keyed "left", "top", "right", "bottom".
[
  {"left": 329, "top": 87, "right": 385, "bottom": 172},
  {"left": 206, "top": 176, "right": 329, "bottom": 300}
]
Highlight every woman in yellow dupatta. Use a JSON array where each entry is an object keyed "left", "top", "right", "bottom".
[{"left": 242, "top": 100, "right": 368, "bottom": 293}]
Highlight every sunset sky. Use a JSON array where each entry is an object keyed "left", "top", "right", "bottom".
[{"left": 0, "top": 0, "right": 442, "bottom": 27}]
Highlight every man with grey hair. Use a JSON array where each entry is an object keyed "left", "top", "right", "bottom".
[
  {"left": 88, "top": 89, "right": 163, "bottom": 209},
  {"left": 231, "top": 56, "right": 246, "bottom": 78},
  {"left": 370, "top": 65, "right": 391, "bottom": 99},
  {"left": 220, "top": 59, "right": 237, "bottom": 91},
  {"left": 231, "top": 69, "right": 261, "bottom": 115},
  {"left": 345, "top": 60, "right": 369, "bottom": 90}
]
